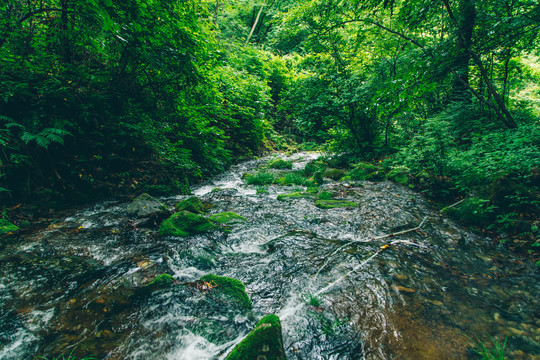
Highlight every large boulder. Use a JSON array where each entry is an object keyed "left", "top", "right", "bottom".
[
  {"left": 127, "top": 193, "right": 170, "bottom": 218},
  {"left": 159, "top": 211, "right": 216, "bottom": 237},
  {"left": 226, "top": 314, "right": 287, "bottom": 360}
]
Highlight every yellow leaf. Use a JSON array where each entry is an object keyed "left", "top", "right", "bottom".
[{"left": 380, "top": 244, "right": 390, "bottom": 250}]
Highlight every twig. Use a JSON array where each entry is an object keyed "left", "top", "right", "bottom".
[
  {"left": 371, "top": 216, "right": 428, "bottom": 240},
  {"left": 440, "top": 198, "right": 466, "bottom": 213}
]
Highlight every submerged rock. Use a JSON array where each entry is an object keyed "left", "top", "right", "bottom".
[
  {"left": 159, "top": 211, "right": 216, "bottom": 237},
  {"left": 175, "top": 196, "right": 204, "bottom": 213},
  {"left": 315, "top": 200, "right": 358, "bottom": 209},
  {"left": 226, "top": 314, "right": 287, "bottom": 360},
  {"left": 127, "top": 193, "right": 170, "bottom": 219},
  {"left": 209, "top": 212, "right": 246, "bottom": 224},
  {"left": 200, "top": 274, "right": 251, "bottom": 309}
]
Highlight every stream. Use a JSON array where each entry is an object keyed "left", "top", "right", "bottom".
[{"left": 1, "top": 152, "right": 539, "bottom": 359}]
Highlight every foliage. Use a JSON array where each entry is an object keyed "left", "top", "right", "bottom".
[
  {"left": 275, "top": 171, "right": 308, "bottom": 186},
  {"left": 268, "top": 158, "right": 293, "bottom": 169},
  {"left": 474, "top": 336, "right": 508, "bottom": 360},
  {"left": 245, "top": 171, "right": 276, "bottom": 185}
]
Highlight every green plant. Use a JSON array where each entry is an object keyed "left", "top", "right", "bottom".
[
  {"left": 474, "top": 336, "right": 508, "bottom": 360},
  {"left": 303, "top": 293, "right": 321, "bottom": 307},
  {"left": 245, "top": 172, "right": 275, "bottom": 185},
  {"left": 318, "top": 191, "right": 332, "bottom": 200},
  {"left": 276, "top": 172, "right": 307, "bottom": 186},
  {"left": 38, "top": 347, "right": 96, "bottom": 360}
]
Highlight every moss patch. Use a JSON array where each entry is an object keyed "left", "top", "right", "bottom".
[
  {"left": 323, "top": 169, "right": 346, "bottom": 181},
  {"left": 315, "top": 200, "right": 358, "bottom": 209},
  {"left": 226, "top": 314, "right": 287, "bottom": 360},
  {"left": 276, "top": 192, "right": 317, "bottom": 201},
  {"left": 147, "top": 273, "right": 173, "bottom": 288},
  {"left": 175, "top": 196, "right": 204, "bottom": 213},
  {"left": 268, "top": 158, "right": 293, "bottom": 169},
  {"left": 200, "top": 274, "right": 251, "bottom": 309},
  {"left": 304, "top": 160, "right": 326, "bottom": 176},
  {"left": 0, "top": 219, "right": 19, "bottom": 236},
  {"left": 159, "top": 211, "right": 216, "bottom": 237},
  {"left": 245, "top": 171, "right": 276, "bottom": 185},
  {"left": 209, "top": 212, "right": 246, "bottom": 224},
  {"left": 347, "top": 162, "right": 379, "bottom": 180}
]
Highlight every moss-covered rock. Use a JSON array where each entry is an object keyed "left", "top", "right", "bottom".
[
  {"left": 347, "top": 162, "right": 379, "bottom": 180},
  {"left": 175, "top": 196, "right": 204, "bottom": 213},
  {"left": 323, "top": 169, "right": 346, "bottom": 181},
  {"left": 226, "top": 314, "right": 287, "bottom": 360},
  {"left": 147, "top": 273, "right": 173, "bottom": 288},
  {"left": 0, "top": 219, "right": 19, "bottom": 236},
  {"left": 209, "top": 212, "right": 246, "bottom": 224},
  {"left": 304, "top": 160, "right": 326, "bottom": 177},
  {"left": 127, "top": 193, "right": 171, "bottom": 218},
  {"left": 159, "top": 211, "right": 216, "bottom": 237},
  {"left": 268, "top": 158, "right": 293, "bottom": 169},
  {"left": 276, "top": 192, "right": 317, "bottom": 201},
  {"left": 200, "top": 274, "right": 251, "bottom": 309},
  {"left": 315, "top": 200, "right": 358, "bottom": 209}
]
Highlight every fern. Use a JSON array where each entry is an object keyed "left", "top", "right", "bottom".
[{"left": 21, "top": 128, "right": 72, "bottom": 149}]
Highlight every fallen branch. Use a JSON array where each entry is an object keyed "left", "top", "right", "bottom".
[
  {"left": 371, "top": 216, "right": 428, "bottom": 240},
  {"left": 440, "top": 198, "right": 466, "bottom": 213}
]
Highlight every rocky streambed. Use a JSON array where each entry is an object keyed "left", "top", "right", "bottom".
[{"left": 1, "top": 152, "right": 539, "bottom": 359}]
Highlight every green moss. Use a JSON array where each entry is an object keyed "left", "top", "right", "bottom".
[
  {"left": 314, "top": 171, "right": 324, "bottom": 185},
  {"left": 0, "top": 219, "right": 19, "bottom": 235},
  {"left": 209, "top": 212, "right": 246, "bottom": 224},
  {"left": 175, "top": 196, "right": 204, "bottom": 213},
  {"left": 276, "top": 192, "right": 317, "bottom": 201},
  {"left": 315, "top": 200, "right": 358, "bottom": 209},
  {"left": 323, "top": 169, "right": 346, "bottom": 181},
  {"left": 147, "top": 273, "right": 173, "bottom": 288},
  {"left": 318, "top": 191, "right": 333, "bottom": 200},
  {"left": 347, "top": 162, "right": 379, "bottom": 180},
  {"left": 159, "top": 211, "right": 216, "bottom": 237},
  {"left": 226, "top": 314, "right": 286, "bottom": 360},
  {"left": 268, "top": 158, "right": 293, "bottom": 169},
  {"left": 200, "top": 274, "right": 251, "bottom": 309}
]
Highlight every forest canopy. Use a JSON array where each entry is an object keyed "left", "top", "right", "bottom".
[{"left": 0, "top": 0, "right": 538, "bottom": 215}]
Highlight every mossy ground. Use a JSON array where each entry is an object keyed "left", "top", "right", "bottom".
[
  {"left": 209, "top": 212, "right": 246, "bottom": 224},
  {"left": 276, "top": 192, "right": 317, "bottom": 201},
  {"left": 0, "top": 219, "right": 19, "bottom": 235},
  {"left": 175, "top": 196, "right": 204, "bottom": 213},
  {"left": 315, "top": 200, "right": 358, "bottom": 209},
  {"left": 323, "top": 169, "right": 346, "bottom": 181},
  {"left": 200, "top": 274, "right": 251, "bottom": 309},
  {"left": 159, "top": 211, "right": 216, "bottom": 237},
  {"left": 225, "top": 314, "right": 286, "bottom": 360}
]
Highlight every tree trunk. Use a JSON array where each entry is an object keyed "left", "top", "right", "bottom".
[{"left": 450, "top": 0, "right": 475, "bottom": 103}]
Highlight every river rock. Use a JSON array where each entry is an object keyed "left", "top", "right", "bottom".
[
  {"left": 127, "top": 193, "right": 170, "bottom": 218},
  {"left": 175, "top": 196, "right": 204, "bottom": 213},
  {"left": 226, "top": 314, "right": 287, "bottom": 360},
  {"left": 159, "top": 211, "right": 216, "bottom": 237}
]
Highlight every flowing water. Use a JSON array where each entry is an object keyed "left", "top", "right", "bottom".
[{"left": 1, "top": 152, "right": 539, "bottom": 360}]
